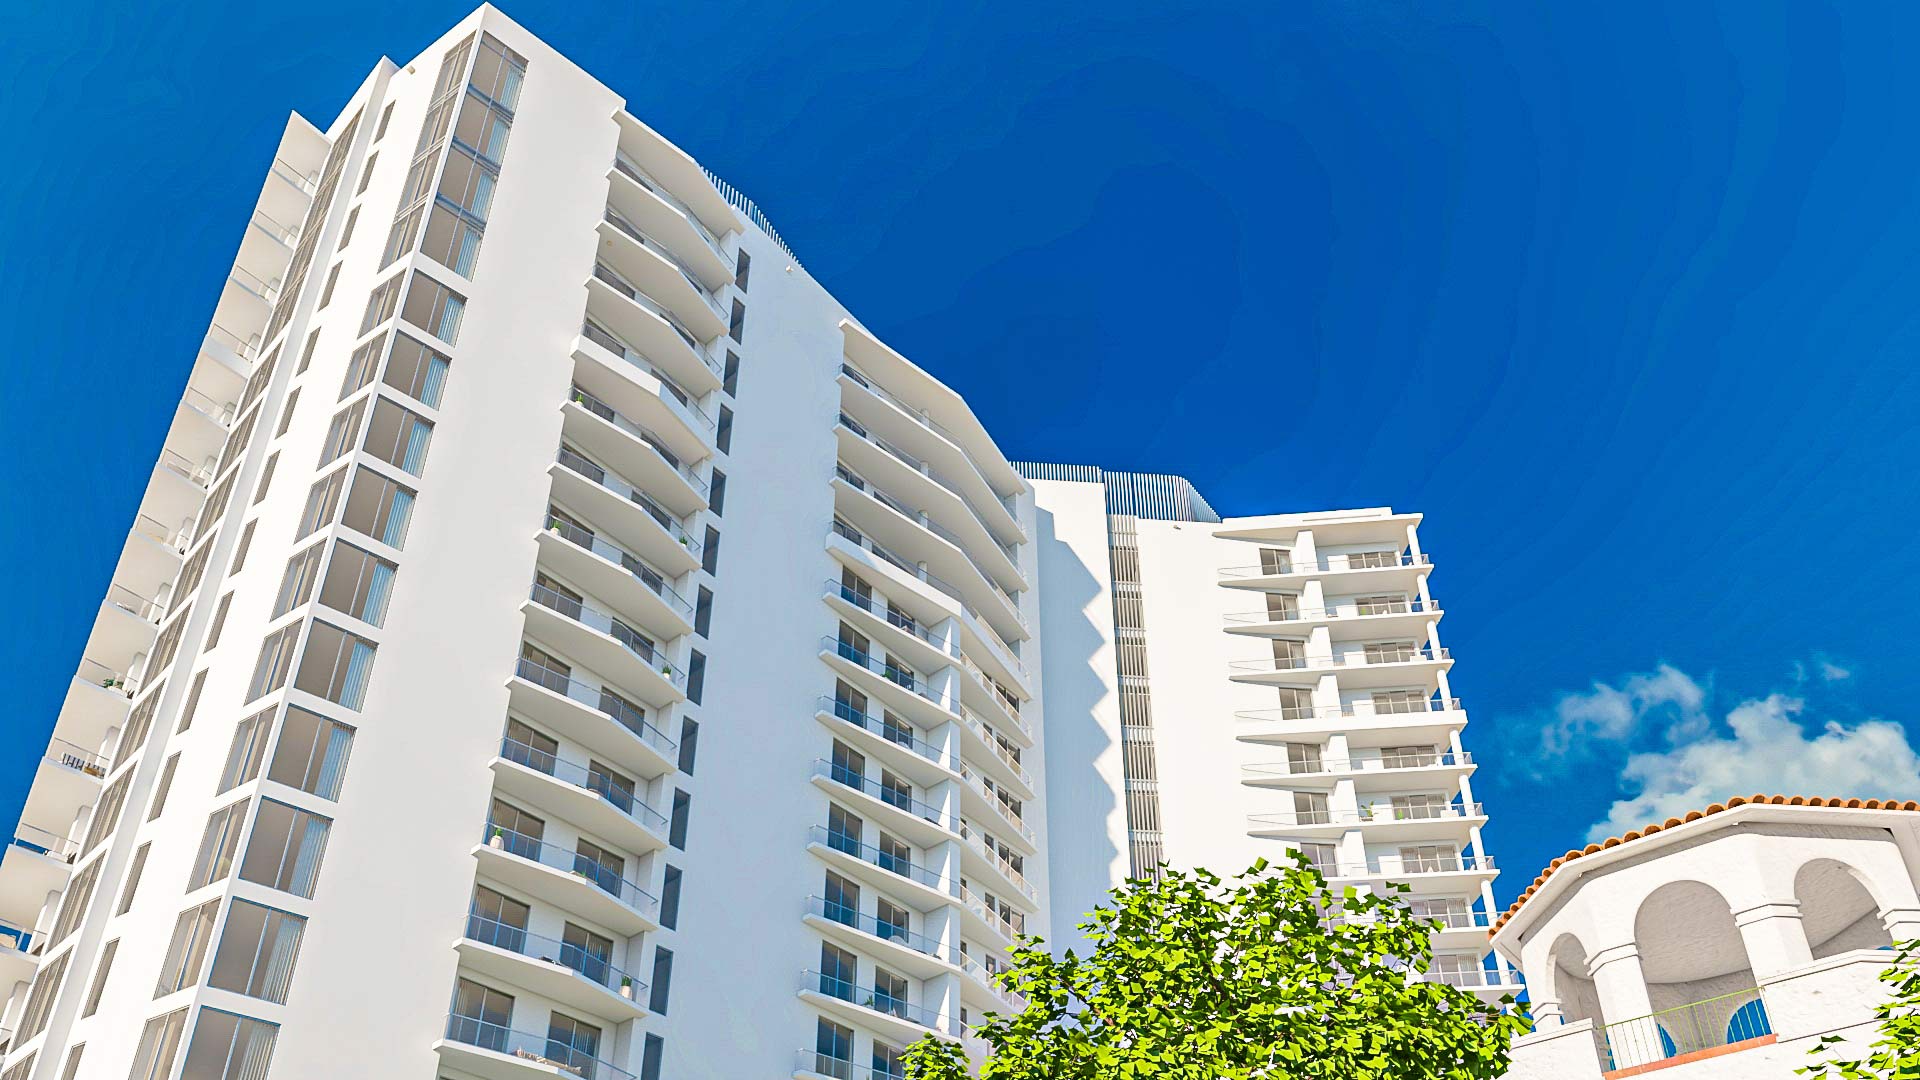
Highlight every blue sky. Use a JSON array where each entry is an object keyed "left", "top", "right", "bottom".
[{"left": 3, "top": 1, "right": 1917, "bottom": 905}]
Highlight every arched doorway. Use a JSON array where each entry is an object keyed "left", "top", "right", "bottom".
[{"left": 1795, "top": 859, "right": 1893, "bottom": 958}]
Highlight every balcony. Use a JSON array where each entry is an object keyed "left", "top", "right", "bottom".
[
  {"left": 805, "top": 896, "right": 960, "bottom": 979},
  {"left": 834, "top": 456, "right": 1024, "bottom": 607},
  {"left": 489, "top": 736, "right": 670, "bottom": 855},
  {"left": 1227, "top": 645, "right": 1452, "bottom": 690},
  {"left": 524, "top": 582, "right": 687, "bottom": 708},
  {"left": 1223, "top": 598, "right": 1442, "bottom": 640},
  {"left": 1218, "top": 551, "right": 1431, "bottom": 591},
  {"left": 958, "top": 830, "right": 1037, "bottom": 909},
  {"left": 835, "top": 414, "right": 1026, "bottom": 578},
  {"left": 506, "top": 656, "right": 677, "bottom": 780},
  {"left": 1423, "top": 965, "right": 1526, "bottom": 997},
  {"left": 607, "top": 153, "right": 731, "bottom": 287},
  {"left": 0, "top": 923, "right": 35, "bottom": 990},
  {"left": 53, "top": 660, "right": 135, "bottom": 752},
  {"left": 612, "top": 111, "right": 743, "bottom": 247},
  {"left": 956, "top": 655, "right": 1027, "bottom": 744},
  {"left": 142, "top": 450, "right": 212, "bottom": 533},
  {"left": 455, "top": 913, "right": 646, "bottom": 1021},
  {"left": 568, "top": 340, "right": 712, "bottom": 492},
  {"left": 805, "top": 826, "right": 957, "bottom": 910},
  {"left": 550, "top": 446, "right": 701, "bottom": 576},
  {"left": 1241, "top": 751, "right": 1474, "bottom": 792},
  {"left": 471, "top": 825, "right": 659, "bottom": 936},
  {"left": 1234, "top": 696, "right": 1467, "bottom": 744},
  {"left": 0, "top": 828, "right": 77, "bottom": 929},
  {"left": 832, "top": 473, "right": 1027, "bottom": 646},
  {"left": 162, "top": 386, "right": 237, "bottom": 468},
  {"left": 561, "top": 390, "right": 708, "bottom": 519},
  {"left": 434, "top": 1012, "right": 634, "bottom": 1080},
  {"left": 1248, "top": 802, "right": 1487, "bottom": 842},
  {"left": 811, "top": 760, "right": 959, "bottom": 849},
  {"left": 958, "top": 883, "right": 1024, "bottom": 951},
  {"left": 958, "top": 952, "right": 1024, "bottom": 1013},
  {"left": 1321, "top": 853, "right": 1497, "bottom": 888},
  {"left": 1599, "top": 986, "right": 1768, "bottom": 1073},
  {"left": 584, "top": 263, "right": 720, "bottom": 398},
  {"left": 233, "top": 208, "right": 299, "bottom": 294},
  {"left": 18, "top": 742, "right": 108, "bottom": 846},
  {"left": 819, "top": 637, "right": 955, "bottom": 733},
  {"left": 793, "top": 1048, "right": 919, "bottom": 1080},
  {"left": 816, "top": 697, "right": 956, "bottom": 789},
  {"left": 217, "top": 264, "right": 280, "bottom": 330},
  {"left": 597, "top": 207, "right": 728, "bottom": 337},
  {"left": 823, "top": 579, "right": 959, "bottom": 675},
  {"left": 538, "top": 518, "right": 693, "bottom": 642},
  {"left": 117, "top": 515, "right": 188, "bottom": 602},
  {"left": 957, "top": 765, "right": 1035, "bottom": 852},
  {"left": 956, "top": 709, "right": 1034, "bottom": 800},
  {"left": 85, "top": 584, "right": 164, "bottom": 677},
  {"left": 798, "top": 969, "right": 959, "bottom": 1043}
]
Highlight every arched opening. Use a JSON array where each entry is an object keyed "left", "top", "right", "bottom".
[
  {"left": 1548, "top": 934, "right": 1604, "bottom": 1028},
  {"left": 1795, "top": 859, "right": 1893, "bottom": 958},
  {"left": 1623, "top": 881, "right": 1761, "bottom": 1062}
]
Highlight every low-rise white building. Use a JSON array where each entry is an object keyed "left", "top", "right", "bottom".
[{"left": 1493, "top": 796, "right": 1920, "bottom": 1078}]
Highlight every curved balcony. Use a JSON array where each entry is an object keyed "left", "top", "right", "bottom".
[
  {"left": 523, "top": 583, "right": 686, "bottom": 711},
  {"left": 162, "top": 386, "right": 236, "bottom": 470},
  {"left": 1218, "top": 551, "right": 1431, "bottom": 591},
  {"left": 490, "top": 736, "right": 670, "bottom": 855},
  {"left": 537, "top": 518, "right": 692, "bottom": 642},
  {"left": 805, "top": 896, "right": 960, "bottom": 979},
  {"left": 572, "top": 332, "right": 713, "bottom": 464},
  {"left": 958, "top": 883, "right": 1024, "bottom": 952},
  {"left": 956, "top": 656, "right": 1027, "bottom": 744},
  {"left": 956, "top": 765, "right": 1035, "bottom": 853},
  {"left": 805, "top": 826, "right": 957, "bottom": 910},
  {"left": 215, "top": 264, "right": 278, "bottom": 336},
  {"left": 810, "top": 760, "right": 959, "bottom": 850},
  {"left": 607, "top": 153, "right": 731, "bottom": 288},
  {"left": 52, "top": 662, "right": 134, "bottom": 763},
  {"left": 471, "top": 825, "right": 659, "bottom": 937},
  {"left": 1224, "top": 598, "right": 1443, "bottom": 640},
  {"left": 957, "top": 952, "right": 1024, "bottom": 1013},
  {"left": 822, "top": 579, "right": 959, "bottom": 678},
  {"left": 1248, "top": 802, "right": 1487, "bottom": 843},
  {"left": 597, "top": 207, "right": 727, "bottom": 337},
  {"left": 956, "top": 709, "right": 1034, "bottom": 801},
  {"left": 794, "top": 1048, "right": 923, "bottom": 1080},
  {"left": 819, "top": 636, "right": 955, "bottom": 733},
  {"left": 835, "top": 415, "right": 1025, "bottom": 583},
  {"left": 17, "top": 742, "right": 107, "bottom": 849},
  {"left": 456, "top": 913, "right": 647, "bottom": 1022},
  {"left": 1241, "top": 751, "right": 1474, "bottom": 792},
  {"left": 1234, "top": 696, "right": 1466, "bottom": 744},
  {"left": 507, "top": 656, "right": 677, "bottom": 780},
  {"left": 1228, "top": 645, "right": 1451, "bottom": 690},
  {"left": 798, "top": 969, "right": 959, "bottom": 1043},
  {"left": 550, "top": 446, "right": 701, "bottom": 576},
  {"left": 958, "top": 830, "right": 1037, "bottom": 909},
  {"left": 561, "top": 392, "right": 707, "bottom": 519},
  {"left": 141, "top": 450, "right": 212, "bottom": 536},
  {"left": 0, "top": 923, "right": 35, "bottom": 990},
  {"left": 83, "top": 585, "right": 164, "bottom": 677},
  {"left": 815, "top": 696, "right": 956, "bottom": 790},
  {"left": 832, "top": 474, "right": 1026, "bottom": 645},
  {"left": 585, "top": 262, "right": 721, "bottom": 399},
  {"left": 115, "top": 516, "right": 188, "bottom": 609},
  {"left": 1321, "top": 852, "right": 1497, "bottom": 888},
  {"left": 0, "top": 828, "right": 77, "bottom": 929},
  {"left": 435, "top": 1012, "right": 635, "bottom": 1080}
]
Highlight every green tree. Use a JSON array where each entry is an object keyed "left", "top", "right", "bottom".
[
  {"left": 1799, "top": 938, "right": 1920, "bottom": 1079},
  {"left": 905, "top": 856, "right": 1526, "bottom": 1080}
]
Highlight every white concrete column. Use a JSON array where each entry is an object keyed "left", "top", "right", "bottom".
[
  {"left": 1880, "top": 905, "right": 1920, "bottom": 943},
  {"left": 1587, "top": 942, "right": 1653, "bottom": 1026},
  {"left": 1732, "top": 900, "right": 1814, "bottom": 980}
]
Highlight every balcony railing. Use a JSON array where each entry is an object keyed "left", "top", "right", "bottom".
[
  {"left": 1236, "top": 697, "right": 1463, "bottom": 724},
  {"left": 531, "top": 583, "right": 689, "bottom": 691},
  {"left": 269, "top": 156, "right": 320, "bottom": 195},
  {"left": 463, "top": 912, "right": 644, "bottom": 1001},
  {"left": 442, "top": 1012, "right": 634, "bottom": 1080},
  {"left": 480, "top": 824, "right": 660, "bottom": 919},
  {"left": 76, "top": 657, "right": 133, "bottom": 696},
  {"left": 838, "top": 464, "right": 1023, "bottom": 615},
  {"left": 1243, "top": 751, "right": 1471, "bottom": 779},
  {"left": 11, "top": 825, "right": 77, "bottom": 864},
  {"left": 610, "top": 152, "right": 726, "bottom": 258},
  {"left": 228, "top": 264, "right": 282, "bottom": 304},
  {"left": 807, "top": 896, "right": 959, "bottom": 964},
  {"left": 499, "top": 736, "right": 669, "bottom": 833},
  {"left": 0, "top": 923, "right": 31, "bottom": 955},
  {"left": 957, "top": 765, "right": 1034, "bottom": 845},
  {"left": 131, "top": 514, "right": 187, "bottom": 554},
  {"left": 813, "top": 760, "right": 957, "bottom": 834},
  {"left": 1250, "top": 802, "right": 1484, "bottom": 829},
  {"left": 838, "top": 413, "right": 1020, "bottom": 555},
  {"left": 1315, "top": 853, "right": 1495, "bottom": 879},
  {"left": 46, "top": 739, "right": 108, "bottom": 780},
  {"left": 180, "top": 385, "right": 237, "bottom": 427},
  {"left": 793, "top": 1049, "right": 906, "bottom": 1080},
  {"left": 104, "top": 584, "right": 164, "bottom": 625},
  {"left": 839, "top": 363, "right": 1019, "bottom": 521},
  {"left": 958, "top": 654, "right": 1023, "bottom": 721},
  {"left": 568, "top": 386, "right": 711, "bottom": 493},
  {"left": 824, "top": 637, "right": 950, "bottom": 712},
  {"left": 958, "top": 952, "right": 1024, "bottom": 1010},
  {"left": 830, "top": 520, "right": 1027, "bottom": 666},
  {"left": 826, "top": 580, "right": 957, "bottom": 658},
  {"left": 248, "top": 208, "right": 301, "bottom": 247},
  {"left": 958, "top": 710, "right": 1033, "bottom": 789},
  {"left": 808, "top": 825, "right": 952, "bottom": 895},
  {"left": 820, "top": 697, "right": 950, "bottom": 769},
  {"left": 156, "top": 449, "right": 213, "bottom": 489},
  {"left": 602, "top": 207, "right": 726, "bottom": 318},
  {"left": 545, "top": 517, "right": 693, "bottom": 618},
  {"left": 1228, "top": 645, "right": 1450, "bottom": 675},
  {"left": 959, "top": 882, "right": 1025, "bottom": 943},
  {"left": 802, "top": 970, "right": 952, "bottom": 1034},
  {"left": 556, "top": 447, "right": 703, "bottom": 558},
  {"left": 1219, "top": 552, "right": 1430, "bottom": 578},
  {"left": 579, "top": 322, "right": 717, "bottom": 428},
  {"left": 590, "top": 261, "right": 718, "bottom": 370},
  {"left": 1224, "top": 598, "right": 1442, "bottom": 625},
  {"left": 959, "top": 829, "right": 1035, "bottom": 903},
  {"left": 1424, "top": 967, "right": 1522, "bottom": 990},
  {"left": 512, "top": 656, "right": 677, "bottom": 759},
  {"left": 1602, "top": 988, "right": 1769, "bottom": 1072}
]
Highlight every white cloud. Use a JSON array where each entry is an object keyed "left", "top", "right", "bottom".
[
  {"left": 1536, "top": 664, "right": 1707, "bottom": 762},
  {"left": 1819, "top": 660, "right": 1852, "bottom": 682},
  {"left": 1585, "top": 692, "right": 1920, "bottom": 842}
]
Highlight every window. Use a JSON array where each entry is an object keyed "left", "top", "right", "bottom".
[
  {"left": 268, "top": 707, "right": 355, "bottom": 800},
  {"left": 229, "top": 520, "right": 256, "bottom": 574},
  {"left": 220, "top": 708, "right": 274, "bottom": 793},
  {"left": 701, "top": 526, "right": 720, "bottom": 575},
  {"left": 823, "top": 871, "right": 859, "bottom": 926},
  {"left": 50, "top": 857, "right": 101, "bottom": 944},
  {"left": 728, "top": 298, "right": 745, "bottom": 342},
  {"left": 156, "top": 899, "right": 220, "bottom": 995},
  {"left": 827, "top": 804, "right": 863, "bottom": 853},
  {"left": 147, "top": 604, "right": 193, "bottom": 676},
  {"left": 815, "top": 1019, "right": 853, "bottom": 1078},
  {"left": 342, "top": 466, "right": 417, "bottom": 547},
  {"left": 360, "top": 273, "right": 403, "bottom": 334},
  {"left": 669, "top": 789, "right": 691, "bottom": 849},
  {"left": 677, "top": 717, "right": 698, "bottom": 774},
  {"left": 179, "top": 669, "right": 208, "bottom": 732},
  {"left": 362, "top": 396, "right": 434, "bottom": 474},
  {"left": 401, "top": 273, "right": 466, "bottom": 344},
  {"left": 84, "top": 772, "right": 132, "bottom": 854},
  {"left": 722, "top": 350, "right": 739, "bottom": 396},
  {"left": 733, "top": 249, "right": 751, "bottom": 290},
  {"left": 246, "top": 623, "right": 300, "bottom": 702},
  {"left": 686, "top": 650, "right": 705, "bottom": 705},
  {"left": 383, "top": 331, "right": 451, "bottom": 406},
  {"left": 274, "top": 544, "right": 325, "bottom": 617},
  {"left": 659, "top": 865, "right": 681, "bottom": 930},
  {"left": 115, "top": 689, "right": 164, "bottom": 771},
  {"left": 1, "top": 1055, "right": 35, "bottom": 1080},
  {"left": 240, "top": 799, "right": 332, "bottom": 898},
  {"left": 375, "top": 101, "right": 395, "bottom": 141},
  {"left": 189, "top": 800, "right": 250, "bottom": 890},
  {"left": 180, "top": 1008, "right": 279, "bottom": 1080},
  {"left": 319, "top": 541, "right": 398, "bottom": 625},
  {"left": 295, "top": 622, "right": 379, "bottom": 709},
  {"left": 297, "top": 469, "right": 347, "bottom": 539},
  {"left": 694, "top": 587, "right": 713, "bottom": 637},
  {"left": 16, "top": 949, "right": 69, "bottom": 1041},
  {"left": 546, "top": 1013, "right": 602, "bottom": 1075},
  {"left": 449, "top": 977, "right": 513, "bottom": 1050},
  {"left": 206, "top": 593, "right": 234, "bottom": 649},
  {"left": 276, "top": 389, "right": 301, "bottom": 437},
  {"left": 640, "top": 1034, "right": 664, "bottom": 1080},
  {"left": 119, "top": 844, "right": 150, "bottom": 913},
  {"left": 148, "top": 754, "right": 182, "bottom": 820},
  {"left": 84, "top": 939, "right": 117, "bottom": 1015},
  {"left": 59, "top": 1047, "right": 82, "bottom": 1080},
  {"left": 708, "top": 468, "right": 726, "bottom": 515},
  {"left": 819, "top": 942, "right": 857, "bottom": 1001},
  {"left": 339, "top": 206, "right": 359, "bottom": 247},
  {"left": 715, "top": 404, "right": 733, "bottom": 454},
  {"left": 298, "top": 330, "right": 321, "bottom": 375},
  {"left": 317, "top": 397, "right": 367, "bottom": 467},
  {"left": 317, "top": 264, "right": 340, "bottom": 309},
  {"left": 210, "top": 899, "right": 306, "bottom": 1002},
  {"left": 648, "top": 946, "right": 673, "bottom": 1014},
  {"left": 127, "top": 1008, "right": 189, "bottom": 1080},
  {"left": 357, "top": 152, "right": 378, "bottom": 194}
]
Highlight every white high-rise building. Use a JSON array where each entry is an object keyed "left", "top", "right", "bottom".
[{"left": 0, "top": 9, "right": 1509, "bottom": 1080}]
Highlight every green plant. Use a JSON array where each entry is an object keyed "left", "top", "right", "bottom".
[
  {"left": 904, "top": 856, "right": 1526, "bottom": 1080},
  {"left": 1800, "top": 938, "right": 1920, "bottom": 1078}
]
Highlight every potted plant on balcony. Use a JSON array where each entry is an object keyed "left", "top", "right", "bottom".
[
  {"left": 620, "top": 976, "right": 634, "bottom": 1000},
  {"left": 488, "top": 828, "right": 505, "bottom": 850}
]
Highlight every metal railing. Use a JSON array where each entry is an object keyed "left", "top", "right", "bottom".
[
  {"left": 531, "top": 583, "right": 689, "bottom": 690},
  {"left": 837, "top": 464, "right": 1024, "bottom": 616},
  {"left": 958, "top": 952, "right": 1024, "bottom": 1010},
  {"left": 103, "top": 584, "right": 164, "bottom": 624},
  {"left": 1236, "top": 697, "right": 1463, "bottom": 724},
  {"left": 1229, "top": 645, "right": 1450, "bottom": 675},
  {"left": 131, "top": 514, "right": 187, "bottom": 553},
  {"left": 838, "top": 363, "right": 1019, "bottom": 522},
  {"left": 823, "top": 637, "right": 949, "bottom": 711},
  {"left": 442, "top": 1012, "right": 634, "bottom": 1080},
  {"left": 179, "top": 385, "right": 237, "bottom": 427},
  {"left": 46, "top": 739, "right": 108, "bottom": 780},
  {"left": 511, "top": 656, "right": 677, "bottom": 760},
  {"left": 1317, "top": 853, "right": 1495, "bottom": 879},
  {"left": 1250, "top": 802, "right": 1484, "bottom": 829},
  {"left": 807, "top": 897, "right": 958, "bottom": 963},
  {"left": 814, "top": 760, "right": 957, "bottom": 833},
  {"left": 155, "top": 449, "right": 213, "bottom": 489},
  {"left": 247, "top": 207, "right": 301, "bottom": 247},
  {"left": 704, "top": 167, "right": 798, "bottom": 265},
  {"left": 578, "top": 321, "right": 718, "bottom": 429},
  {"left": 793, "top": 1049, "right": 905, "bottom": 1080},
  {"left": 829, "top": 520, "right": 1028, "bottom": 668},
  {"left": 1602, "top": 988, "right": 1770, "bottom": 1072},
  {"left": 1224, "top": 598, "right": 1442, "bottom": 625},
  {"left": 959, "top": 882, "right": 1025, "bottom": 943},
  {"left": 807, "top": 825, "right": 953, "bottom": 895},
  {"left": 75, "top": 657, "right": 132, "bottom": 695},
  {"left": 545, "top": 516, "right": 693, "bottom": 617},
  {"left": 555, "top": 447, "right": 703, "bottom": 557},
  {"left": 1424, "top": 967, "right": 1521, "bottom": 989},
  {"left": 204, "top": 323, "right": 259, "bottom": 364},
  {"left": 959, "top": 829, "right": 1036, "bottom": 902},
  {"left": 610, "top": 152, "right": 727, "bottom": 259},
  {"left": 567, "top": 387, "right": 711, "bottom": 494},
  {"left": 1219, "top": 552, "right": 1430, "bottom": 578},
  {"left": 801, "top": 970, "right": 952, "bottom": 1033},
  {"left": 1243, "top": 751, "right": 1470, "bottom": 779},
  {"left": 12, "top": 825, "right": 77, "bottom": 863},
  {"left": 826, "top": 580, "right": 957, "bottom": 658},
  {"left": 601, "top": 207, "right": 726, "bottom": 320},
  {"left": 819, "top": 697, "right": 950, "bottom": 768},
  {"left": 227, "top": 264, "right": 281, "bottom": 303},
  {"left": 463, "top": 912, "right": 645, "bottom": 998},
  {"left": 479, "top": 824, "right": 660, "bottom": 919},
  {"left": 958, "top": 709, "right": 1033, "bottom": 789},
  {"left": 958, "top": 765, "right": 1034, "bottom": 845},
  {"left": 269, "top": 156, "right": 320, "bottom": 195},
  {"left": 498, "top": 736, "right": 669, "bottom": 833},
  {"left": 838, "top": 414, "right": 1022, "bottom": 556},
  {"left": 589, "top": 262, "right": 720, "bottom": 371}
]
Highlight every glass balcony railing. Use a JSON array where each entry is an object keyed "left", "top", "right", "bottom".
[
  {"left": 793, "top": 1049, "right": 907, "bottom": 1080},
  {"left": 807, "top": 896, "right": 959, "bottom": 964},
  {"left": 601, "top": 207, "right": 726, "bottom": 320},
  {"left": 568, "top": 386, "right": 710, "bottom": 492},
  {"left": 801, "top": 970, "right": 952, "bottom": 1034},
  {"left": 822, "top": 637, "right": 949, "bottom": 712},
  {"left": 46, "top": 739, "right": 108, "bottom": 780},
  {"left": 156, "top": 449, "right": 213, "bottom": 489},
  {"left": 611, "top": 152, "right": 726, "bottom": 258},
  {"left": 1234, "top": 696, "right": 1463, "bottom": 724},
  {"left": 463, "top": 911, "right": 645, "bottom": 999},
  {"left": 836, "top": 464, "right": 1024, "bottom": 617},
  {"left": 1249, "top": 802, "right": 1485, "bottom": 829},
  {"left": 512, "top": 656, "right": 677, "bottom": 759},
  {"left": 1312, "top": 853, "right": 1496, "bottom": 879},
  {"left": 958, "top": 830, "right": 1035, "bottom": 903},
  {"left": 959, "top": 882, "right": 1025, "bottom": 943},
  {"left": 545, "top": 517, "right": 693, "bottom": 618},
  {"left": 590, "top": 261, "right": 719, "bottom": 369},
  {"left": 1223, "top": 598, "right": 1442, "bottom": 625},
  {"left": 1241, "top": 751, "right": 1471, "bottom": 779},
  {"left": 442, "top": 1012, "right": 634, "bottom": 1080},
  {"left": 11, "top": 825, "right": 78, "bottom": 864},
  {"left": 825, "top": 580, "right": 957, "bottom": 658},
  {"left": 579, "top": 321, "right": 718, "bottom": 426},
  {"left": 498, "top": 736, "right": 669, "bottom": 833},
  {"left": 957, "top": 765, "right": 1033, "bottom": 845},
  {"left": 1228, "top": 645, "right": 1449, "bottom": 675},
  {"left": 808, "top": 825, "right": 953, "bottom": 895},
  {"left": 1219, "top": 552, "right": 1431, "bottom": 579},
  {"left": 813, "top": 760, "right": 957, "bottom": 834},
  {"left": 530, "top": 583, "right": 689, "bottom": 691},
  {"left": 818, "top": 696, "right": 950, "bottom": 769},
  {"left": 838, "top": 413, "right": 1021, "bottom": 559},
  {"left": 479, "top": 823, "right": 660, "bottom": 919},
  {"left": 829, "top": 520, "right": 1027, "bottom": 668},
  {"left": 957, "top": 710, "right": 1033, "bottom": 789},
  {"left": 556, "top": 447, "right": 703, "bottom": 557},
  {"left": 838, "top": 363, "right": 1019, "bottom": 522},
  {"left": 958, "top": 952, "right": 1024, "bottom": 1010}
]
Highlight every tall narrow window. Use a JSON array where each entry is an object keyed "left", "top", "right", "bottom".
[
  {"left": 15, "top": 950, "right": 70, "bottom": 1042},
  {"left": 648, "top": 947, "right": 673, "bottom": 1014},
  {"left": 362, "top": 396, "right": 434, "bottom": 475},
  {"left": 722, "top": 350, "right": 740, "bottom": 396},
  {"left": 246, "top": 623, "right": 301, "bottom": 702},
  {"left": 205, "top": 593, "right": 234, "bottom": 649},
  {"left": 669, "top": 790, "right": 691, "bottom": 849},
  {"left": 294, "top": 622, "right": 378, "bottom": 709},
  {"left": 180, "top": 1008, "right": 279, "bottom": 1080},
  {"left": 383, "top": 332, "right": 452, "bottom": 407},
  {"left": 733, "top": 249, "right": 751, "bottom": 290},
  {"left": 118, "top": 843, "right": 150, "bottom": 913},
  {"left": 715, "top": 405, "right": 733, "bottom": 454},
  {"left": 148, "top": 754, "right": 182, "bottom": 820},
  {"left": 728, "top": 299, "right": 745, "bottom": 342},
  {"left": 400, "top": 274, "right": 467, "bottom": 344},
  {"left": 210, "top": 899, "right": 307, "bottom": 1003},
  {"left": 268, "top": 707, "right": 355, "bottom": 800},
  {"left": 220, "top": 708, "right": 275, "bottom": 793},
  {"left": 189, "top": 800, "right": 251, "bottom": 890},
  {"left": 660, "top": 866, "right": 682, "bottom": 930},
  {"left": 83, "top": 939, "right": 118, "bottom": 1015},
  {"left": 319, "top": 541, "right": 399, "bottom": 626},
  {"left": 127, "top": 1008, "right": 189, "bottom": 1080},
  {"left": 297, "top": 469, "right": 348, "bottom": 540},
  {"left": 178, "top": 669, "right": 208, "bottom": 732},
  {"left": 155, "top": 899, "right": 221, "bottom": 995},
  {"left": 342, "top": 467, "right": 417, "bottom": 547},
  {"left": 240, "top": 799, "right": 332, "bottom": 898}
]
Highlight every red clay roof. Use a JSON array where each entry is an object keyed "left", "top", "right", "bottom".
[{"left": 1489, "top": 794, "right": 1920, "bottom": 937}]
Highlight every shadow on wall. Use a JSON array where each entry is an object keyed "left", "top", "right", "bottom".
[{"left": 1030, "top": 502, "right": 1123, "bottom": 955}]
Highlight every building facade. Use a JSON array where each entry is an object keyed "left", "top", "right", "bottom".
[
  {"left": 1494, "top": 796, "right": 1920, "bottom": 1078},
  {"left": 0, "top": 9, "right": 1503, "bottom": 1080}
]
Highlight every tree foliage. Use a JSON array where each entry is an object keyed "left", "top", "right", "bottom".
[
  {"left": 904, "top": 856, "right": 1526, "bottom": 1080},
  {"left": 1800, "top": 938, "right": 1920, "bottom": 1079}
]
